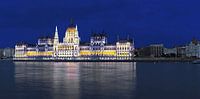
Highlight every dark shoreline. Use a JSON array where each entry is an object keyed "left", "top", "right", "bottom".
[{"left": 9, "top": 57, "right": 196, "bottom": 63}]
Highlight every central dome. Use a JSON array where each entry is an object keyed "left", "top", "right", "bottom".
[{"left": 66, "top": 23, "right": 77, "bottom": 33}]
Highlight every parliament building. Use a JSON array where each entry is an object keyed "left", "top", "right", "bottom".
[{"left": 14, "top": 22, "right": 135, "bottom": 60}]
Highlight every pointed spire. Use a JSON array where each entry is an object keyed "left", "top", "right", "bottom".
[
  {"left": 56, "top": 26, "right": 58, "bottom": 33},
  {"left": 54, "top": 26, "right": 59, "bottom": 44},
  {"left": 76, "top": 24, "right": 78, "bottom": 30},
  {"left": 54, "top": 26, "right": 59, "bottom": 39}
]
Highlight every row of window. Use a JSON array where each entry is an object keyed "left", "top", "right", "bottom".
[
  {"left": 116, "top": 47, "right": 131, "bottom": 50},
  {"left": 117, "top": 53, "right": 131, "bottom": 55},
  {"left": 57, "top": 52, "right": 78, "bottom": 56},
  {"left": 58, "top": 46, "right": 78, "bottom": 50}
]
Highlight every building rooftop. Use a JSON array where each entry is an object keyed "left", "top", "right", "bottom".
[
  {"left": 117, "top": 39, "right": 133, "bottom": 43},
  {"left": 191, "top": 38, "right": 200, "bottom": 45},
  {"left": 37, "top": 45, "right": 53, "bottom": 47},
  {"left": 38, "top": 36, "right": 53, "bottom": 40},
  {"left": 16, "top": 42, "right": 28, "bottom": 46}
]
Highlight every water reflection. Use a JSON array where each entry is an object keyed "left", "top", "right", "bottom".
[
  {"left": 14, "top": 62, "right": 136, "bottom": 99},
  {"left": 52, "top": 62, "right": 80, "bottom": 99},
  {"left": 79, "top": 62, "right": 137, "bottom": 99}
]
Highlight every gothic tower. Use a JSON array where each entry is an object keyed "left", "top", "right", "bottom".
[{"left": 53, "top": 26, "right": 59, "bottom": 57}]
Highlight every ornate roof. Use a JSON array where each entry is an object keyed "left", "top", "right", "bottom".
[
  {"left": 117, "top": 39, "right": 133, "bottom": 43},
  {"left": 66, "top": 24, "right": 77, "bottom": 33},
  {"left": 38, "top": 36, "right": 53, "bottom": 40},
  {"left": 16, "top": 42, "right": 28, "bottom": 46}
]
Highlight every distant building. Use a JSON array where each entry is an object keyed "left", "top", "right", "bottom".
[
  {"left": 3, "top": 48, "right": 14, "bottom": 58},
  {"left": 186, "top": 39, "right": 200, "bottom": 58},
  {"left": 148, "top": 44, "right": 164, "bottom": 57},
  {"left": 137, "top": 47, "right": 149, "bottom": 57},
  {"left": 0, "top": 49, "right": 3, "bottom": 58},
  {"left": 176, "top": 46, "right": 186, "bottom": 58},
  {"left": 164, "top": 48, "right": 177, "bottom": 57},
  {"left": 138, "top": 44, "right": 164, "bottom": 57}
]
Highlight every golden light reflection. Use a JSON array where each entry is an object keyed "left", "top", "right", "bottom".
[{"left": 14, "top": 62, "right": 137, "bottom": 99}]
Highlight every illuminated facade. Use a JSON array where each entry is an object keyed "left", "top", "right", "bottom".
[
  {"left": 15, "top": 37, "right": 54, "bottom": 58},
  {"left": 14, "top": 22, "right": 135, "bottom": 60},
  {"left": 56, "top": 24, "right": 80, "bottom": 58},
  {"left": 90, "top": 33, "right": 107, "bottom": 57},
  {"left": 80, "top": 44, "right": 91, "bottom": 57},
  {"left": 89, "top": 33, "right": 117, "bottom": 59},
  {"left": 15, "top": 43, "right": 27, "bottom": 58},
  {"left": 116, "top": 40, "right": 134, "bottom": 59}
]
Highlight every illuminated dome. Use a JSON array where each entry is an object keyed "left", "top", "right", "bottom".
[
  {"left": 66, "top": 24, "right": 77, "bottom": 33},
  {"left": 63, "top": 22, "right": 79, "bottom": 43}
]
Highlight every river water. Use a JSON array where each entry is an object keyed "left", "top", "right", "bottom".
[{"left": 0, "top": 60, "right": 200, "bottom": 99}]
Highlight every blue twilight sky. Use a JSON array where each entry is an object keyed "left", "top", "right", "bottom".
[{"left": 0, "top": 0, "right": 200, "bottom": 48}]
